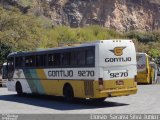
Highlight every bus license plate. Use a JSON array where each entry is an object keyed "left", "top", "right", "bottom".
[{"left": 116, "top": 80, "right": 124, "bottom": 85}]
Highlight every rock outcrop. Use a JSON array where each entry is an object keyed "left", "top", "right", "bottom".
[{"left": 1, "top": 0, "right": 160, "bottom": 32}]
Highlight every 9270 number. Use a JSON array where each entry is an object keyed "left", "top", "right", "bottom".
[
  {"left": 110, "top": 72, "right": 128, "bottom": 78},
  {"left": 78, "top": 70, "right": 94, "bottom": 77}
]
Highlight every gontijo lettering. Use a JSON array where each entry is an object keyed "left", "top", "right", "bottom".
[
  {"left": 105, "top": 57, "right": 131, "bottom": 62},
  {"left": 48, "top": 70, "right": 73, "bottom": 77}
]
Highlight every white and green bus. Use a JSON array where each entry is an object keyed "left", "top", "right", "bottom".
[{"left": 3, "top": 40, "right": 137, "bottom": 101}]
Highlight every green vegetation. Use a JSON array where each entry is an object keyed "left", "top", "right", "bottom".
[
  {"left": 0, "top": 43, "right": 12, "bottom": 65},
  {"left": 126, "top": 30, "right": 160, "bottom": 58},
  {"left": 0, "top": 6, "right": 160, "bottom": 65},
  {"left": 18, "top": 0, "right": 33, "bottom": 7}
]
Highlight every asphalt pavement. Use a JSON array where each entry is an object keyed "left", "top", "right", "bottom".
[{"left": 0, "top": 84, "right": 160, "bottom": 114}]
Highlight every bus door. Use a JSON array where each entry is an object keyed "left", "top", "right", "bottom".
[{"left": 7, "top": 57, "right": 15, "bottom": 81}]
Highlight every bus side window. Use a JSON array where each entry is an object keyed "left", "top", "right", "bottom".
[
  {"left": 15, "top": 57, "right": 23, "bottom": 68},
  {"left": 48, "top": 53, "right": 60, "bottom": 67},
  {"left": 70, "top": 51, "right": 78, "bottom": 66},
  {"left": 86, "top": 48, "right": 94, "bottom": 66},
  {"left": 48, "top": 54, "right": 54, "bottom": 66},
  {"left": 36, "top": 55, "right": 46, "bottom": 67},
  {"left": 25, "top": 56, "right": 35, "bottom": 67},
  {"left": 62, "top": 52, "right": 70, "bottom": 67},
  {"left": 78, "top": 49, "right": 85, "bottom": 66}
]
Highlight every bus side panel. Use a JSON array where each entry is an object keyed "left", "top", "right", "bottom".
[
  {"left": 11, "top": 68, "right": 98, "bottom": 98},
  {"left": 9, "top": 69, "right": 32, "bottom": 93}
]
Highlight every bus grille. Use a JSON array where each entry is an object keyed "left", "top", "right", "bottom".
[{"left": 84, "top": 80, "right": 94, "bottom": 97}]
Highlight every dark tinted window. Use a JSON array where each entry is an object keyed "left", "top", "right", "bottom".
[
  {"left": 62, "top": 52, "right": 70, "bottom": 66},
  {"left": 25, "top": 56, "right": 35, "bottom": 67},
  {"left": 15, "top": 57, "right": 23, "bottom": 68},
  {"left": 70, "top": 51, "right": 78, "bottom": 66},
  {"left": 86, "top": 48, "right": 94, "bottom": 65},
  {"left": 78, "top": 49, "right": 85, "bottom": 66},
  {"left": 48, "top": 53, "right": 60, "bottom": 67},
  {"left": 36, "top": 55, "right": 46, "bottom": 67}
]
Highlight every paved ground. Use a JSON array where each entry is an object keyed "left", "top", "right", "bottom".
[{"left": 0, "top": 84, "right": 160, "bottom": 114}]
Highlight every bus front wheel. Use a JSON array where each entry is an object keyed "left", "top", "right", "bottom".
[
  {"left": 16, "top": 82, "right": 23, "bottom": 95},
  {"left": 63, "top": 84, "right": 74, "bottom": 102}
]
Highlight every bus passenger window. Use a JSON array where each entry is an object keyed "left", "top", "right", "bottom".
[
  {"left": 15, "top": 57, "right": 23, "bottom": 68},
  {"left": 48, "top": 53, "right": 60, "bottom": 67},
  {"left": 25, "top": 56, "right": 35, "bottom": 67},
  {"left": 62, "top": 52, "right": 70, "bottom": 66},
  {"left": 78, "top": 50, "right": 85, "bottom": 66},
  {"left": 86, "top": 48, "right": 94, "bottom": 66},
  {"left": 36, "top": 55, "right": 46, "bottom": 67},
  {"left": 70, "top": 51, "right": 77, "bottom": 66},
  {"left": 48, "top": 54, "right": 54, "bottom": 66}
]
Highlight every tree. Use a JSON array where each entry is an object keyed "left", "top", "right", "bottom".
[
  {"left": 0, "top": 7, "right": 45, "bottom": 51},
  {"left": 0, "top": 42, "right": 12, "bottom": 65}
]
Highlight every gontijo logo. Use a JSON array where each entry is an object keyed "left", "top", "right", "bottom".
[
  {"left": 105, "top": 46, "right": 132, "bottom": 62},
  {"left": 109, "top": 47, "right": 126, "bottom": 56}
]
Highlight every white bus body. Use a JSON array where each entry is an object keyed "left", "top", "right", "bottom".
[{"left": 6, "top": 40, "right": 137, "bottom": 101}]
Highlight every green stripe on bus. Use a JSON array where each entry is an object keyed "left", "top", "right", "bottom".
[
  {"left": 29, "top": 69, "right": 45, "bottom": 94},
  {"left": 23, "top": 69, "right": 37, "bottom": 93}
]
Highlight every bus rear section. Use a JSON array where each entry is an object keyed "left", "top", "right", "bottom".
[
  {"left": 93, "top": 40, "right": 137, "bottom": 98},
  {"left": 136, "top": 53, "right": 155, "bottom": 84}
]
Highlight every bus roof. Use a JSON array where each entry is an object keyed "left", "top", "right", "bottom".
[{"left": 8, "top": 39, "right": 132, "bottom": 57}]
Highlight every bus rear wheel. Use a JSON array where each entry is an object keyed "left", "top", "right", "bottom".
[
  {"left": 63, "top": 84, "right": 74, "bottom": 102},
  {"left": 16, "top": 82, "right": 23, "bottom": 95}
]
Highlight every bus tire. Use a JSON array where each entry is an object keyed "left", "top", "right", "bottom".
[
  {"left": 16, "top": 82, "right": 23, "bottom": 95},
  {"left": 63, "top": 84, "right": 74, "bottom": 102}
]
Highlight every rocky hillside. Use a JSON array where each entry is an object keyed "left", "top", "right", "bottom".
[{"left": 1, "top": 0, "right": 160, "bottom": 32}]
